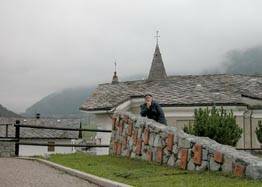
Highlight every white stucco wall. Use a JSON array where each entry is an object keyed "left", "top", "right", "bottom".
[
  {"left": 92, "top": 113, "right": 112, "bottom": 155},
  {"left": 19, "top": 139, "right": 76, "bottom": 156}
]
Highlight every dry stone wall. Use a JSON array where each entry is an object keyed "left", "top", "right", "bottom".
[
  {"left": 110, "top": 112, "right": 262, "bottom": 180},
  {"left": 0, "top": 139, "right": 15, "bottom": 157}
]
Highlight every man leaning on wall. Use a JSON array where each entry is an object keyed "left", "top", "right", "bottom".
[{"left": 140, "top": 93, "right": 167, "bottom": 125}]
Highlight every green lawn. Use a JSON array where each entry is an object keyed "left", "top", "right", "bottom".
[{"left": 48, "top": 152, "right": 262, "bottom": 187}]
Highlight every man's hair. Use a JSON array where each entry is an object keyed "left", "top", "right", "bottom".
[{"left": 144, "top": 92, "right": 153, "bottom": 97}]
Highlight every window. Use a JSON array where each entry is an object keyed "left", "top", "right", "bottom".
[{"left": 47, "top": 142, "right": 55, "bottom": 152}]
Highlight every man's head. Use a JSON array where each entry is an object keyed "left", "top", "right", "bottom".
[{"left": 144, "top": 93, "right": 153, "bottom": 103}]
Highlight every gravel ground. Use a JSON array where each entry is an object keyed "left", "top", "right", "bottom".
[{"left": 0, "top": 158, "right": 98, "bottom": 187}]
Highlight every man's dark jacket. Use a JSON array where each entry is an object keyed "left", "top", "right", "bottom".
[{"left": 140, "top": 100, "right": 167, "bottom": 125}]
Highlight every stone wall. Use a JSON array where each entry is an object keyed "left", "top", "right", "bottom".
[
  {"left": 0, "top": 139, "right": 15, "bottom": 157},
  {"left": 110, "top": 112, "right": 262, "bottom": 180}
]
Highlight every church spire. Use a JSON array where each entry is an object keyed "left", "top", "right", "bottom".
[
  {"left": 112, "top": 60, "right": 119, "bottom": 84},
  {"left": 147, "top": 31, "right": 167, "bottom": 81}
]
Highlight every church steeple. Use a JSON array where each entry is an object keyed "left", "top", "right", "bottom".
[
  {"left": 112, "top": 60, "right": 119, "bottom": 84},
  {"left": 148, "top": 31, "right": 167, "bottom": 81}
]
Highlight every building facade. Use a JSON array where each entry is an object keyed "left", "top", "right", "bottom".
[{"left": 80, "top": 41, "right": 262, "bottom": 154}]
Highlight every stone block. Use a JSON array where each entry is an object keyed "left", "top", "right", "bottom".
[
  {"left": 122, "top": 136, "right": 128, "bottom": 149},
  {"left": 209, "top": 157, "right": 221, "bottom": 171},
  {"left": 173, "top": 144, "right": 178, "bottom": 155},
  {"left": 214, "top": 150, "right": 223, "bottom": 164},
  {"left": 179, "top": 149, "right": 188, "bottom": 170},
  {"left": 149, "top": 133, "right": 155, "bottom": 146},
  {"left": 123, "top": 115, "right": 129, "bottom": 123},
  {"left": 131, "top": 152, "right": 136, "bottom": 158},
  {"left": 193, "top": 144, "right": 202, "bottom": 165},
  {"left": 233, "top": 163, "right": 246, "bottom": 177},
  {"left": 138, "top": 127, "right": 144, "bottom": 139},
  {"left": 188, "top": 149, "right": 193, "bottom": 161},
  {"left": 178, "top": 138, "right": 191, "bottom": 149},
  {"left": 113, "top": 142, "right": 118, "bottom": 155},
  {"left": 116, "top": 143, "right": 122, "bottom": 156},
  {"left": 128, "top": 137, "right": 134, "bottom": 149},
  {"left": 202, "top": 149, "right": 208, "bottom": 161},
  {"left": 141, "top": 152, "right": 147, "bottom": 160},
  {"left": 246, "top": 163, "right": 262, "bottom": 180},
  {"left": 128, "top": 120, "right": 133, "bottom": 136},
  {"left": 144, "top": 128, "right": 150, "bottom": 145},
  {"left": 163, "top": 153, "right": 170, "bottom": 164},
  {"left": 152, "top": 147, "right": 157, "bottom": 161},
  {"left": 146, "top": 150, "right": 153, "bottom": 161},
  {"left": 196, "top": 161, "right": 208, "bottom": 172},
  {"left": 167, "top": 154, "right": 176, "bottom": 167},
  {"left": 156, "top": 148, "right": 163, "bottom": 163},
  {"left": 126, "top": 149, "right": 132, "bottom": 159},
  {"left": 118, "top": 121, "right": 124, "bottom": 135},
  {"left": 135, "top": 139, "right": 142, "bottom": 156},
  {"left": 221, "top": 155, "right": 233, "bottom": 173},
  {"left": 175, "top": 159, "right": 181, "bottom": 168},
  {"left": 167, "top": 133, "right": 174, "bottom": 152},
  {"left": 133, "top": 129, "right": 138, "bottom": 144},
  {"left": 122, "top": 127, "right": 128, "bottom": 137},
  {"left": 153, "top": 135, "right": 162, "bottom": 147},
  {"left": 187, "top": 159, "right": 195, "bottom": 171}
]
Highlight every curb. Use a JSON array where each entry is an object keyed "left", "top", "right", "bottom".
[{"left": 18, "top": 157, "right": 132, "bottom": 187}]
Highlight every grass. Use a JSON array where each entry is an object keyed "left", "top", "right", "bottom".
[{"left": 48, "top": 152, "right": 262, "bottom": 187}]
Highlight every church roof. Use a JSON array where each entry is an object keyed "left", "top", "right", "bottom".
[
  {"left": 80, "top": 74, "right": 262, "bottom": 111},
  {"left": 147, "top": 43, "right": 167, "bottom": 80}
]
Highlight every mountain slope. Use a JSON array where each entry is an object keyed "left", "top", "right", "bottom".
[
  {"left": 224, "top": 46, "right": 262, "bottom": 75},
  {"left": 0, "top": 104, "right": 21, "bottom": 117},
  {"left": 24, "top": 86, "right": 95, "bottom": 118}
]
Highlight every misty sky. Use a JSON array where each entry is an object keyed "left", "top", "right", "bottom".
[{"left": 1, "top": 0, "right": 262, "bottom": 113}]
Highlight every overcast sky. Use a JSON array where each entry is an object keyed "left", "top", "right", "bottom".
[{"left": 1, "top": 0, "right": 262, "bottom": 113}]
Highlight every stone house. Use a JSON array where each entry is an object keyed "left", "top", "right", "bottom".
[
  {"left": 0, "top": 117, "right": 81, "bottom": 156},
  {"left": 80, "top": 41, "right": 262, "bottom": 154}
]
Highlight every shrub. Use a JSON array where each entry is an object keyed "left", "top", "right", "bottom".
[
  {"left": 255, "top": 120, "right": 262, "bottom": 144},
  {"left": 184, "top": 106, "right": 242, "bottom": 146}
]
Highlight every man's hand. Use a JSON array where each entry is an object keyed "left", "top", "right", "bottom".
[{"left": 146, "top": 101, "right": 151, "bottom": 109}]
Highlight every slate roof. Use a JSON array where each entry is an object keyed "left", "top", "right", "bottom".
[
  {"left": 0, "top": 118, "right": 80, "bottom": 139},
  {"left": 80, "top": 74, "right": 262, "bottom": 111}
]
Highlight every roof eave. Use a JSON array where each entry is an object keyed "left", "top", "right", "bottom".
[
  {"left": 79, "top": 106, "right": 113, "bottom": 114},
  {"left": 160, "top": 102, "right": 248, "bottom": 107}
]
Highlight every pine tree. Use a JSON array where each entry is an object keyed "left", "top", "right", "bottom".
[
  {"left": 255, "top": 120, "right": 262, "bottom": 144},
  {"left": 184, "top": 106, "right": 242, "bottom": 146}
]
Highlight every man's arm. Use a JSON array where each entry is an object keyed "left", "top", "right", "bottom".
[
  {"left": 156, "top": 103, "right": 167, "bottom": 125},
  {"left": 140, "top": 104, "right": 148, "bottom": 117}
]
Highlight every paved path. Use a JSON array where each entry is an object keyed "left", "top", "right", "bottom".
[{"left": 0, "top": 158, "right": 98, "bottom": 187}]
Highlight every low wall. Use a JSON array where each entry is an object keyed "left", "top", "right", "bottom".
[
  {"left": 0, "top": 139, "right": 16, "bottom": 157},
  {"left": 110, "top": 112, "right": 262, "bottom": 180}
]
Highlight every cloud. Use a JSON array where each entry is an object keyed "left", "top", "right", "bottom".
[{"left": 1, "top": 0, "right": 262, "bottom": 112}]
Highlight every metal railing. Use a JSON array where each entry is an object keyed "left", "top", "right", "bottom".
[{"left": 13, "top": 120, "right": 111, "bottom": 156}]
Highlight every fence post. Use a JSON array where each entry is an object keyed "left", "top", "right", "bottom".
[
  {"left": 78, "top": 122, "right": 83, "bottom": 139},
  {"left": 15, "top": 120, "right": 20, "bottom": 156},
  {"left": 5, "top": 124, "right": 8, "bottom": 137}
]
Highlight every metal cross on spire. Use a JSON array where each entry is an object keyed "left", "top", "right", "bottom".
[{"left": 155, "top": 30, "right": 160, "bottom": 44}]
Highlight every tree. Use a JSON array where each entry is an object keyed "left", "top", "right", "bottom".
[
  {"left": 255, "top": 120, "right": 262, "bottom": 144},
  {"left": 184, "top": 106, "right": 242, "bottom": 146}
]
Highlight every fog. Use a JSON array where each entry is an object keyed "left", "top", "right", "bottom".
[{"left": 1, "top": 0, "right": 262, "bottom": 112}]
